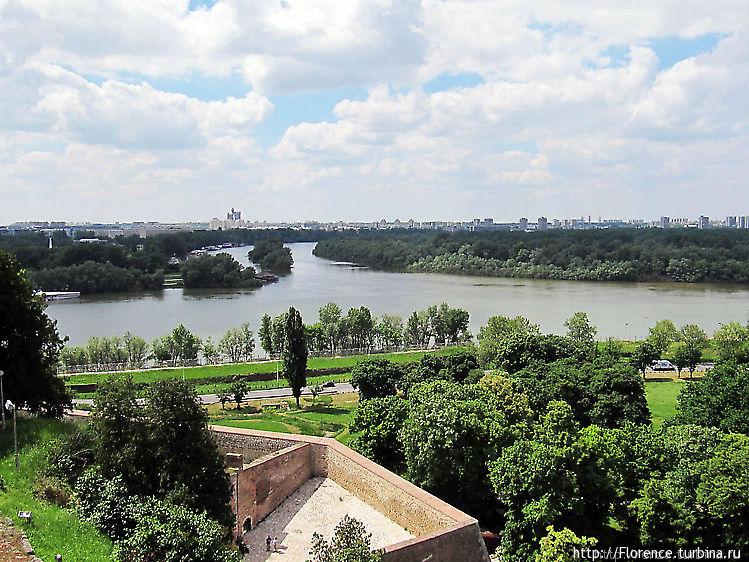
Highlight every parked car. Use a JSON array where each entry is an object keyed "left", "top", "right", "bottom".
[{"left": 651, "top": 360, "right": 675, "bottom": 371}]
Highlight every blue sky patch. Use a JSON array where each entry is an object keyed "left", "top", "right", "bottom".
[
  {"left": 115, "top": 71, "right": 251, "bottom": 102},
  {"left": 255, "top": 86, "right": 369, "bottom": 148},
  {"left": 423, "top": 72, "right": 484, "bottom": 94},
  {"left": 188, "top": 0, "right": 217, "bottom": 10},
  {"left": 646, "top": 33, "right": 728, "bottom": 70}
]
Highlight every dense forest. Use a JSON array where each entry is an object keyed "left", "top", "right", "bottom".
[
  {"left": 313, "top": 229, "right": 749, "bottom": 283},
  {"left": 348, "top": 317, "right": 749, "bottom": 559},
  {"left": 0, "top": 228, "right": 326, "bottom": 293}
]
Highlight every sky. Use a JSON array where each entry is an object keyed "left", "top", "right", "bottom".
[{"left": 0, "top": 0, "right": 747, "bottom": 224}]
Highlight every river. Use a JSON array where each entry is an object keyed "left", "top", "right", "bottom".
[{"left": 46, "top": 243, "right": 749, "bottom": 346}]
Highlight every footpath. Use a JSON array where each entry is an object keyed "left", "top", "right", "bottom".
[{"left": 72, "top": 382, "right": 356, "bottom": 406}]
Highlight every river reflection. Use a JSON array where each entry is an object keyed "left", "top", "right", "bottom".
[{"left": 47, "top": 243, "right": 749, "bottom": 346}]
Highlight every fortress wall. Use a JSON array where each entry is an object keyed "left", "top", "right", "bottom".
[
  {"left": 382, "top": 520, "right": 489, "bottom": 562},
  {"left": 209, "top": 426, "right": 489, "bottom": 561},
  {"left": 235, "top": 442, "right": 312, "bottom": 530}
]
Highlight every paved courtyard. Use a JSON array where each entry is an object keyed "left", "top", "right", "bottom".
[{"left": 242, "top": 477, "right": 414, "bottom": 561}]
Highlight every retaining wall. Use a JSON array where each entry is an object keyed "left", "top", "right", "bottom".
[
  {"left": 210, "top": 426, "right": 489, "bottom": 561},
  {"left": 235, "top": 442, "right": 312, "bottom": 531}
]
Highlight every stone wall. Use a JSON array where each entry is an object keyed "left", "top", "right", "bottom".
[
  {"left": 382, "top": 520, "right": 490, "bottom": 562},
  {"left": 209, "top": 426, "right": 489, "bottom": 561},
  {"left": 322, "top": 441, "right": 459, "bottom": 537},
  {"left": 235, "top": 443, "right": 312, "bottom": 531}
]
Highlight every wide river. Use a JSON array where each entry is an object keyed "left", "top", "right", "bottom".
[{"left": 47, "top": 243, "right": 748, "bottom": 346}]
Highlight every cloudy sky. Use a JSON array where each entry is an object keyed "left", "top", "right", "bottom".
[{"left": 1, "top": 0, "right": 746, "bottom": 224}]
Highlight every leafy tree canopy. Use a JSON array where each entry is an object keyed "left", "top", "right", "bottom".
[{"left": 0, "top": 250, "right": 70, "bottom": 416}]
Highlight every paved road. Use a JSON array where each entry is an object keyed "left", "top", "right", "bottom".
[{"left": 72, "top": 382, "right": 356, "bottom": 407}]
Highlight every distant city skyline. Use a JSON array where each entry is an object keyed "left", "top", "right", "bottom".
[
  {"left": 4, "top": 211, "right": 748, "bottom": 234},
  {"left": 1, "top": 2, "right": 747, "bottom": 224}
]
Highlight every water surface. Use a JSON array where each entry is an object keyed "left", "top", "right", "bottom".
[{"left": 47, "top": 243, "right": 749, "bottom": 346}]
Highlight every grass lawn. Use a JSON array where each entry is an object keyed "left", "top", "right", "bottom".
[
  {"left": 0, "top": 417, "right": 112, "bottom": 561},
  {"left": 63, "top": 347, "right": 463, "bottom": 387},
  {"left": 645, "top": 380, "right": 685, "bottom": 427},
  {"left": 209, "top": 393, "right": 359, "bottom": 438}
]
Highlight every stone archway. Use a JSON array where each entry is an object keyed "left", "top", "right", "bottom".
[{"left": 243, "top": 517, "right": 253, "bottom": 532}]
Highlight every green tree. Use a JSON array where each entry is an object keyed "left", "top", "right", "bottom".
[
  {"left": 113, "top": 500, "right": 238, "bottom": 562},
  {"left": 671, "top": 362, "right": 749, "bottom": 433},
  {"left": 350, "top": 359, "right": 403, "bottom": 400},
  {"left": 229, "top": 379, "right": 249, "bottom": 410},
  {"left": 92, "top": 376, "right": 233, "bottom": 528},
  {"left": 181, "top": 253, "right": 259, "bottom": 288},
  {"left": 631, "top": 341, "right": 660, "bottom": 379},
  {"left": 171, "top": 324, "right": 202, "bottom": 362},
  {"left": 376, "top": 314, "right": 403, "bottom": 348},
  {"left": 248, "top": 240, "right": 293, "bottom": 273},
  {"left": 143, "top": 379, "right": 233, "bottom": 527},
  {"left": 350, "top": 396, "right": 408, "bottom": 473},
  {"left": 308, "top": 515, "right": 382, "bottom": 562},
  {"left": 712, "top": 321, "right": 749, "bottom": 361},
  {"left": 259, "top": 314, "right": 274, "bottom": 356},
  {"left": 647, "top": 319, "right": 678, "bottom": 358},
  {"left": 404, "top": 310, "right": 430, "bottom": 346},
  {"left": 217, "top": 388, "right": 231, "bottom": 410},
  {"left": 319, "top": 302, "right": 344, "bottom": 352},
  {"left": 563, "top": 312, "right": 597, "bottom": 346},
  {"left": 677, "top": 324, "right": 709, "bottom": 378},
  {"left": 123, "top": 332, "right": 148, "bottom": 367},
  {"left": 346, "top": 306, "right": 375, "bottom": 349},
  {"left": 218, "top": 323, "right": 254, "bottom": 363},
  {"left": 489, "top": 402, "right": 615, "bottom": 560},
  {"left": 632, "top": 426, "right": 749, "bottom": 548},
  {"left": 401, "top": 381, "right": 519, "bottom": 524},
  {"left": 202, "top": 337, "right": 220, "bottom": 364},
  {"left": 91, "top": 374, "right": 147, "bottom": 493},
  {"left": 672, "top": 345, "right": 689, "bottom": 378},
  {"left": 283, "top": 306, "right": 308, "bottom": 408},
  {"left": 535, "top": 526, "right": 598, "bottom": 562},
  {"left": 479, "top": 315, "right": 541, "bottom": 342}
]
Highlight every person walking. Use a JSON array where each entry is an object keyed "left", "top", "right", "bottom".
[
  {"left": 266, "top": 535, "right": 272, "bottom": 551},
  {"left": 272, "top": 536, "right": 278, "bottom": 552}
]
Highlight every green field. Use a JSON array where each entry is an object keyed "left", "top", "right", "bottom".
[
  {"left": 645, "top": 380, "right": 685, "bottom": 426},
  {"left": 210, "top": 393, "right": 359, "bottom": 438},
  {"left": 0, "top": 418, "right": 112, "bottom": 561}
]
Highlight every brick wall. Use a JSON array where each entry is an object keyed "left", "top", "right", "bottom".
[
  {"left": 209, "top": 426, "right": 489, "bottom": 561},
  {"left": 234, "top": 443, "right": 312, "bottom": 531},
  {"left": 382, "top": 520, "right": 490, "bottom": 562}
]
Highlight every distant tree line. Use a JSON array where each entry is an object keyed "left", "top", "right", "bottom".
[
  {"left": 313, "top": 228, "right": 749, "bottom": 283},
  {"left": 0, "top": 228, "right": 335, "bottom": 293},
  {"left": 258, "top": 302, "right": 470, "bottom": 357},
  {"left": 60, "top": 324, "right": 255, "bottom": 370}
]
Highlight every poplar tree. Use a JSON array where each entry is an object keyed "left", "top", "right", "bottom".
[{"left": 282, "top": 306, "right": 308, "bottom": 408}]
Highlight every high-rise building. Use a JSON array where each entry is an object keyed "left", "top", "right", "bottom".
[
  {"left": 740, "top": 216, "right": 749, "bottom": 229},
  {"left": 727, "top": 216, "right": 737, "bottom": 228},
  {"left": 698, "top": 216, "right": 710, "bottom": 229},
  {"left": 538, "top": 217, "right": 548, "bottom": 230},
  {"left": 660, "top": 216, "right": 670, "bottom": 228},
  {"left": 519, "top": 217, "right": 528, "bottom": 230}
]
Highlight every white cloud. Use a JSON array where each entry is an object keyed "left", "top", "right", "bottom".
[{"left": 0, "top": 0, "right": 747, "bottom": 222}]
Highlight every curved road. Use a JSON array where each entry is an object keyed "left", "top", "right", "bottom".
[{"left": 72, "top": 382, "right": 356, "bottom": 407}]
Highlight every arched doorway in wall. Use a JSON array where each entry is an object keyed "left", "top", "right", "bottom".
[{"left": 243, "top": 517, "right": 252, "bottom": 532}]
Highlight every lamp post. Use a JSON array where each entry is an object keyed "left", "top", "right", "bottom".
[
  {"left": 0, "top": 370, "right": 5, "bottom": 431},
  {"left": 5, "top": 400, "right": 17, "bottom": 471}
]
